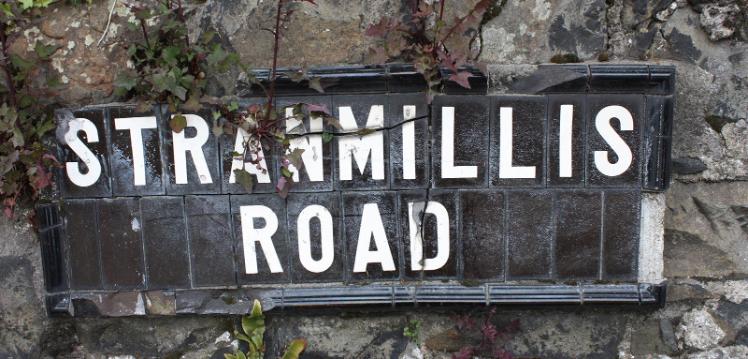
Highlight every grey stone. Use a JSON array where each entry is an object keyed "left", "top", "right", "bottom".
[
  {"left": 687, "top": 345, "right": 748, "bottom": 359},
  {"left": 665, "top": 182, "right": 748, "bottom": 277},
  {"left": 480, "top": 0, "right": 607, "bottom": 64},
  {"left": 0, "top": 256, "right": 46, "bottom": 358},
  {"left": 676, "top": 308, "right": 726, "bottom": 350},
  {"left": 660, "top": 318, "right": 680, "bottom": 352},
  {"left": 673, "top": 157, "right": 709, "bottom": 174},
  {"left": 700, "top": 3, "right": 742, "bottom": 41}
]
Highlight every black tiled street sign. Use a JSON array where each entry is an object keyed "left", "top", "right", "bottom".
[{"left": 44, "top": 65, "right": 674, "bottom": 315}]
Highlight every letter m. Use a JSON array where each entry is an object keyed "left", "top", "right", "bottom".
[{"left": 337, "top": 105, "right": 385, "bottom": 180}]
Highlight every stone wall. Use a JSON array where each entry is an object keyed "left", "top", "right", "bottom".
[{"left": 1, "top": 0, "right": 747, "bottom": 358}]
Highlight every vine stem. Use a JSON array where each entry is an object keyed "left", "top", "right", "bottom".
[
  {"left": 265, "top": 0, "right": 285, "bottom": 122},
  {"left": 0, "top": 23, "right": 17, "bottom": 109},
  {"left": 439, "top": 1, "right": 482, "bottom": 45}
]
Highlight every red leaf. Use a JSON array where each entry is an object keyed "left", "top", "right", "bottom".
[
  {"left": 305, "top": 103, "right": 330, "bottom": 115},
  {"left": 32, "top": 164, "right": 52, "bottom": 192},
  {"left": 452, "top": 347, "right": 473, "bottom": 359},
  {"left": 448, "top": 71, "right": 474, "bottom": 89},
  {"left": 275, "top": 177, "right": 290, "bottom": 199}
]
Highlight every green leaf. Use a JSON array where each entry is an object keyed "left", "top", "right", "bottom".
[
  {"left": 321, "top": 132, "right": 334, "bottom": 143},
  {"left": 206, "top": 45, "right": 228, "bottom": 67},
  {"left": 233, "top": 169, "right": 254, "bottom": 193},
  {"left": 0, "top": 4, "right": 14, "bottom": 17},
  {"left": 249, "top": 299, "right": 263, "bottom": 318},
  {"left": 114, "top": 73, "right": 138, "bottom": 95},
  {"left": 161, "top": 46, "right": 181, "bottom": 66},
  {"left": 34, "top": 42, "right": 60, "bottom": 60},
  {"left": 172, "top": 85, "right": 188, "bottom": 101},
  {"left": 169, "top": 114, "right": 187, "bottom": 133},
  {"left": 19, "top": 0, "right": 34, "bottom": 10},
  {"left": 12, "top": 128, "right": 24, "bottom": 147},
  {"left": 280, "top": 167, "right": 293, "bottom": 178},
  {"left": 281, "top": 339, "right": 308, "bottom": 359},
  {"left": 235, "top": 351, "right": 247, "bottom": 359},
  {"left": 227, "top": 101, "right": 239, "bottom": 112},
  {"left": 286, "top": 148, "right": 305, "bottom": 171},
  {"left": 10, "top": 54, "right": 34, "bottom": 74},
  {"left": 224, "top": 354, "right": 236, "bottom": 359}
]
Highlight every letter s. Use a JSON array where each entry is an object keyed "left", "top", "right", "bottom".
[{"left": 65, "top": 118, "right": 102, "bottom": 187}]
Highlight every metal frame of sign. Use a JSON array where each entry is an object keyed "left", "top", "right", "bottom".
[{"left": 39, "top": 64, "right": 674, "bottom": 316}]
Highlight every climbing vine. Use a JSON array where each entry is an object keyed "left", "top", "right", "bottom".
[
  {"left": 365, "top": 0, "right": 497, "bottom": 100},
  {"left": 114, "top": 0, "right": 337, "bottom": 197},
  {"left": 0, "top": 1, "right": 66, "bottom": 218}
]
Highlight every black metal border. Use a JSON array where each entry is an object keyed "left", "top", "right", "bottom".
[
  {"left": 45, "top": 283, "right": 666, "bottom": 317},
  {"left": 243, "top": 63, "right": 675, "bottom": 96},
  {"left": 42, "top": 64, "right": 674, "bottom": 316}
]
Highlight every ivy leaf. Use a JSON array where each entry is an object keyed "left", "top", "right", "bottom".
[
  {"left": 206, "top": 45, "right": 228, "bottom": 68},
  {"left": 233, "top": 169, "right": 254, "bottom": 193},
  {"left": 321, "top": 132, "right": 334, "bottom": 143},
  {"left": 114, "top": 73, "right": 138, "bottom": 95},
  {"left": 12, "top": 128, "right": 24, "bottom": 147},
  {"left": 281, "top": 339, "right": 308, "bottom": 359},
  {"left": 19, "top": 0, "right": 34, "bottom": 10},
  {"left": 182, "top": 94, "right": 201, "bottom": 112},
  {"left": 448, "top": 71, "right": 474, "bottom": 89},
  {"left": 171, "top": 85, "right": 188, "bottom": 101},
  {"left": 161, "top": 46, "right": 181, "bottom": 66},
  {"left": 307, "top": 77, "right": 324, "bottom": 93},
  {"left": 280, "top": 166, "right": 293, "bottom": 178},
  {"left": 34, "top": 42, "right": 60, "bottom": 60},
  {"left": 0, "top": 4, "right": 13, "bottom": 17},
  {"left": 323, "top": 116, "right": 342, "bottom": 130},
  {"left": 169, "top": 114, "right": 187, "bottom": 133},
  {"left": 286, "top": 148, "right": 305, "bottom": 172}
]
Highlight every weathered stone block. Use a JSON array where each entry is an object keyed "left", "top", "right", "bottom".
[
  {"left": 388, "top": 93, "right": 430, "bottom": 189},
  {"left": 185, "top": 195, "right": 236, "bottom": 287},
  {"left": 98, "top": 198, "right": 145, "bottom": 289},
  {"left": 64, "top": 199, "right": 101, "bottom": 290},
  {"left": 287, "top": 192, "right": 344, "bottom": 282},
  {"left": 400, "top": 190, "right": 458, "bottom": 279},
  {"left": 432, "top": 96, "right": 490, "bottom": 188},
  {"left": 603, "top": 190, "right": 640, "bottom": 280},
  {"left": 460, "top": 190, "right": 504, "bottom": 281},
  {"left": 231, "top": 194, "right": 290, "bottom": 284},
  {"left": 343, "top": 191, "right": 400, "bottom": 282},
  {"left": 490, "top": 96, "right": 546, "bottom": 187},
  {"left": 59, "top": 108, "right": 112, "bottom": 198},
  {"left": 555, "top": 191, "right": 602, "bottom": 280},
  {"left": 109, "top": 106, "right": 165, "bottom": 196},
  {"left": 587, "top": 94, "right": 643, "bottom": 187},
  {"left": 276, "top": 96, "right": 335, "bottom": 192},
  {"left": 333, "top": 94, "right": 390, "bottom": 190},
  {"left": 140, "top": 196, "right": 190, "bottom": 289},
  {"left": 161, "top": 106, "right": 222, "bottom": 195},
  {"left": 506, "top": 191, "right": 552, "bottom": 279},
  {"left": 547, "top": 94, "right": 586, "bottom": 186}
]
